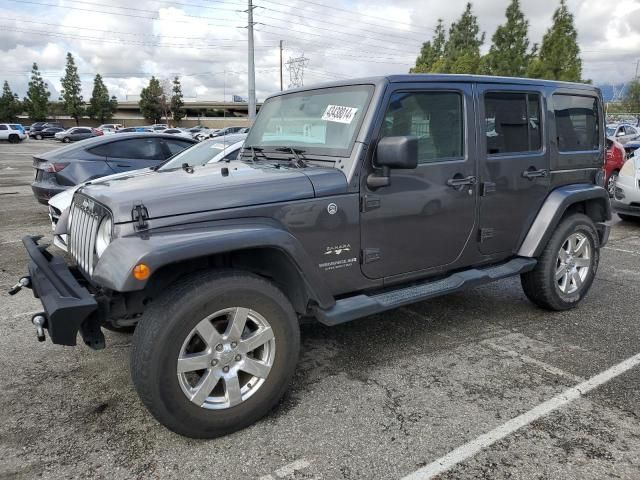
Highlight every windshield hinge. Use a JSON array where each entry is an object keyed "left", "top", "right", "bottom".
[{"left": 132, "top": 203, "right": 149, "bottom": 230}]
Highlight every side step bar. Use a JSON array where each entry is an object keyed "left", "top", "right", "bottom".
[{"left": 313, "top": 257, "right": 536, "bottom": 326}]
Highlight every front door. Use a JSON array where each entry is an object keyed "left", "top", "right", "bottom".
[
  {"left": 477, "top": 84, "right": 550, "bottom": 255},
  {"left": 360, "top": 83, "right": 477, "bottom": 279}
]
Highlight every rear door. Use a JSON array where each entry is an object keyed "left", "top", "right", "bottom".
[
  {"left": 477, "top": 84, "right": 550, "bottom": 255},
  {"left": 104, "top": 137, "right": 166, "bottom": 172}
]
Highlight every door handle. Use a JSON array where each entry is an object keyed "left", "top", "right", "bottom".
[
  {"left": 447, "top": 175, "right": 477, "bottom": 189},
  {"left": 522, "top": 167, "right": 548, "bottom": 180},
  {"left": 116, "top": 164, "right": 131, "bottom": 168}
]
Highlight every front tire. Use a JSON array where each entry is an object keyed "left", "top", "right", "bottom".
[
  {"left": 63, "top": 137, "right": 71, "bottom": 143},
  {"left": 35, "top": 134, "right": 43, "bottom": 140},
  {"left": 607, "top": 171, "right": 619, "bottom": 197},
  {"left": 130, "top": 270, "right": 300, "bottom": 438},
  {"left": 521, "top": 213, "right": 599, "bottom": 311}
]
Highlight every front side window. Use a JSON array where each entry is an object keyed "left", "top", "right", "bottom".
[
  {"left": 484, "top": 92, "right": 541, "bottom": 155},
  {"left": 553, "top": 94, "right": 599, "bottom": 152},
  {"left": 245, "top": 85, "right": 374, "bottom": 156},
  {"left": 381, "top": 91, "right": 464, "bottom": 164}
]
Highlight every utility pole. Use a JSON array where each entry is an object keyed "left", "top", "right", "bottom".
[
  {"left": 247, "top": 0, "right": 256, "bottom": 120},
  {"left": 279, "top": 40, "right": 283, "bottom": 91}
]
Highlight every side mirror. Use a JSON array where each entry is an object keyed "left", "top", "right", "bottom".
[{"left": 367, "top": 136, "right": 418, "bottom": 189}]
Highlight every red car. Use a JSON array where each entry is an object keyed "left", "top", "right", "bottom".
[{"left": 606, "top": 137, "right": 625, "bottom": 196}]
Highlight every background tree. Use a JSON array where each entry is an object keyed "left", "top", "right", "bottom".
[
  {"left": 0, "top": 81, "right": 22, "bottom": 122},
  {"left": 87, "top": 74, "right": 117, "bottom": 123},
  {"left": 171, "top": 76, "right": 185, "bottom": 124},
  {"left": 139, "top": 76, "right": 164, "bottom": 123},
  {"left": 527, "top": 0, "right": 582, "bottom": 81},
  {"left": 60, "top": 52, "right": 84, "bottom": 125},
  {"left": 23, "top": 63, "right": 50, "bottom": 121},
  {"left": 443, "top": 3, "right": 485, "bottom": 74},
  {"left": 624, "top": 79, "right": 640, "bottom": 113},
  {"left": 483, "top": 0, "right": 530, "bottom": 77},
  {"left": 411, "top": 19, "right": 447, "bottom": 73}
]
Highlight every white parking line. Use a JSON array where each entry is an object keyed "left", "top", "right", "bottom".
[
  {"left": 259, "top": 459, "right": 311, "bottom": 479},
  {"left": 481, "top": 340, "right": 584, "bottom": 383},
  {"left": 604, "top": 246, "right": 640, "bottom": 256},
  {"left": 401, "top": 352, "right": 640, "bottom": 480}
]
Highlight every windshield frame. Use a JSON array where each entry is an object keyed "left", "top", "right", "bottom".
[{"left": 244, "top": 84, "right": 375, "bottom": 158}]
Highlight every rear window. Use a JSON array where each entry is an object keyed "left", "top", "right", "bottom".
[{"left": 553, "top": 94, "right": 599, "bottom": 152}]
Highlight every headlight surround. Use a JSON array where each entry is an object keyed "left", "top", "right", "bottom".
[{"left": 95, "top": 216, "right": 112, "bottom": 258}]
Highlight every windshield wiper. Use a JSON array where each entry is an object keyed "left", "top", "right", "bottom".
[
  {"left": 245, "top": 145, "right": 267, "bottom": 163},
  {"left": 274, "top": 146, "right": 307, "bottom": 168}
]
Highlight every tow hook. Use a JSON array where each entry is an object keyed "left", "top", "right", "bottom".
[
  {"left": 8, "top": 276, "right": 30, "bottom": 295},
  {"left": 32, "top": 314, "right": 47, "bottom": 342}
]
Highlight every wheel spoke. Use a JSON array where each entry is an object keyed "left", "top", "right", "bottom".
[
  {"left": 226, "top": 307, "right": 250, "bottom": 341},
  {"left": 574, "top": 236, "right": 588, "bottom": 256},
  {"left": 555, "top": 265, "right": 568, "bottom": 281},
  {"left": 241, "top": 357, "right": 271, "bottom": 378},
  {"left": 574, "top": 258, "right": 591, "bottom": 268},
  {"left": 239, "top": 327, "right": 274, "bottom": 353},
  {"left": 572, "top": 270, "right": 583, "bottom": 290},
  {"left": 558, "top": 249, "right": 569, "bottom": 263},
  {"left": 177, "top": 352, "right": 211, "bottom": 373},
  {"left": 190, "top": 370, "right": 221, "bottom": 406},
  {"left": 560, "top": 272, "right": 570, "bottom": 293},
  {"left": 224, "top": 375, "right": 242, "bottom": 407},
  {"left": 195, "top": 319, "right": 223, "bottom": 347}
]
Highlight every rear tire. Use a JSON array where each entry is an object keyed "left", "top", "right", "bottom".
[
  {"left": 8, "top": 134, "right": 19, "bottom": 144},
  {"left": 521, "top": 213, "right": 599, "bottom": 311},
  {"left": 35, "top": 134, "right": 43, "bottom": 140},
  {"left": 130, "top": 270, "right": 300, "bottom": 438}
]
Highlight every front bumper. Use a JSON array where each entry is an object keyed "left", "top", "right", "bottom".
[
  {"left": 19, "top": 235, "right": 104, "bottom": 348},
  {"left": 612, "top": 199, "right": 640, "bottom": 217}
]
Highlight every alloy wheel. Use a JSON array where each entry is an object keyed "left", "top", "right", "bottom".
[
  {"left": 555, "top": 232, "right": 591, "bottom": 295},
  {"left": 177, "top": 307, "right": 276, "bottom": 410}
]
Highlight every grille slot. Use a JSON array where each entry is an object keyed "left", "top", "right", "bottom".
[{"left": 69, "top": 194, "right": 109, "bottom": 276}]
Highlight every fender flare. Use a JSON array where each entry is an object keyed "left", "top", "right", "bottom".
[
  {"left": 518, "top": 184, "right": 611, "bottom": 258},
  {"left": 92, "top": 219, "right": 335, "bottom": 308}
]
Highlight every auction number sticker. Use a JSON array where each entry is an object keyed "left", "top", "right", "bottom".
[{"left": 322, "top": 105, "right": 358, "bottom": 124}]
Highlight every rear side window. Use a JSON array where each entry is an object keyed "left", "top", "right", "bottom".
[
  {"left": 553, "top": 94, "right": 599, "bottom": 152},
  {"left": 102, "top": 138, "right": 165, "bottom": 160},
  {"left": 484, "top": 92, "right": 541, "bottom": 155},
  {"left": 0, "top": 125, "right": 7, "bottom": 130},
  {"left": 163, "top": 139, "right": 193, "bottom": 157},
  {"left": 382, "top": 91, "right": 464, "bottom": 164}
]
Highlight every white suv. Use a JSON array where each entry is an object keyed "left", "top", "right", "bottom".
[
  {"left": 612, "top": 150, "right": 640, "bottom": 221},
  {"left": 0, "top": 123, "right": 27, "bottom": 143}
]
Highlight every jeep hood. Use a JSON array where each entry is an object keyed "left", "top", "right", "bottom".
[{"left": 78, "top": 160, "right": 347, "bottom": 223}]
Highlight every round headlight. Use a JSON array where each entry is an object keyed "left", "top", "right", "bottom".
[{"left": 95, "top": 216, "right": 112, "bottom": 258}]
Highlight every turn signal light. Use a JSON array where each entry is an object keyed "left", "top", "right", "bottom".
[{"left": 133, "top": 263, "right": 151, "bottom": 281}]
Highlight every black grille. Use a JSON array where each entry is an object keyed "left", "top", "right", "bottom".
[{"left": 69, "top": 194, "right": 110, "bottom": 276}]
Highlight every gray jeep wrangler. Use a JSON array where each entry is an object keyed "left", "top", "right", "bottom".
[{"left": 13, "top": 75, "right": 610, "bottom": 438}]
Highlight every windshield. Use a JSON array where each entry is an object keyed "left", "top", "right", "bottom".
[
  {"left": 160, "top": 138, "right": 237, "bottom": 170},
  {"left": 244, "top": 85, "right": 374, "bottom": 156},
  {"left": 606, "top": 126, "right": 615, "bottom": 137}
]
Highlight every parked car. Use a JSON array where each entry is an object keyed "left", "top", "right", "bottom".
[
  {"left": 612, "top": 151, "right": 640, "bottom": 221},
  {"left": 99, "top": 127, "right": 117, "bottom": 135},
  {"left": 117, "top": 126, "right": 154, "bottom": 133},
  {"left": 47, "top": 134, "right": 247, "bottom": 250},
  {"left": 162, "top": 128, "right": 192, "bottom": 138},
  {"left": 29, "top": 122, "right": 63, "bottom": 136},
  {"left": 30, "top": 133, "right": 197, "bottom": 204},
  {"left": 210, "top": 126, "right": 245, "bottom": 137},
  {"left": 54, "top": 127, "right": 97, "bottom": 143},
  {"left": 622, "top": 139, "right": 640, "bottom": 159},
  {"left": 605, "top": 137, "right": 626, "bottom": 196},
  {"left": 98, "top": 123, "right": 123, "bottom": 131},
  {"left": 15, "top": 75, "right": 610, "bottom": 439},
  {"left": 152, "top": 124, "right": 168, "bottom": 130},
  {"left": 30, "top": 127, "right": 65, "bottom": 140},
  {"left": 606, "top": 123, "right": 640, "bottom": 144},
  {"left": 0, "top": 123, "right": 27, "bottom": 143},
  {"left": 194, "top": 128, "right": 221, "bottom": 141}
]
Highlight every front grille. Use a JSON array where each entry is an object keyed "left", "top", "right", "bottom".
[{"left": 69, "top": 194, "right": 110, "bottom": 276}]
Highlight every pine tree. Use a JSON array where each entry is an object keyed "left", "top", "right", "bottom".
[
  {"left": 527, "top": 0, "right": 582, "bottom": 81},
  {"left": 60, "top": 52, "right": 84, "bottom": 125},
  {"left": 484, "top": 0, "right": 530, "bottom": 77},
  {"left": 24, "top": 63, "right": 50, "bottom": 121},
  {"left": 0, "top": 81, "right": 22, "bottom": 122},
  {"left": 411, "top": 19, "right": 446, "bottom": 73},
  {"left": 87, "top": 74, "right": 117, "bottom": 123},
  {"left": 139, "top": 76, "right": 164, "bottom": 123},
  {"left": 171, "top": 76, "right": 185, "bottom": 124},
  {"left": 443, "top": 3, "right": 485, "bottom": 74}
]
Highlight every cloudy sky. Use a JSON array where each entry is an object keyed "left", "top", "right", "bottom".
[{"left": 1, "top": 0, "right": 639, "bottom": 102}]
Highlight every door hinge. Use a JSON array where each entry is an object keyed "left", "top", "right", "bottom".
[
  {"left": 132, "top": 203, "right": 149, "bottom": 230},
  {"left": 481, "top": 182, "right": 496, "bottom": 196},
  {"left": 361, "top": 195, "right": 381, "bottom": 212},
  {"left": 362, "top": 248, "right": 381, "bottom": 264},
  {"left": 479, "top": 228, "right": 495, "bottom": 242}
]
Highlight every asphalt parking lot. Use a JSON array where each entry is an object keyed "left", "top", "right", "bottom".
[{"left": 1, "top": 139, "right": 640, "bottom": 480}]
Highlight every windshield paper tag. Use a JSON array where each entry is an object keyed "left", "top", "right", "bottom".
[{"left": 322, "top": 105, "right": 358, "bottom": 124}]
